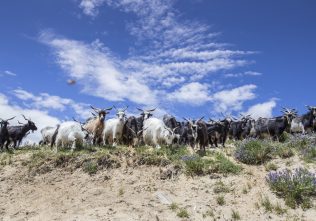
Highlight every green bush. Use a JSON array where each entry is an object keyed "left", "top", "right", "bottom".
[
  {"left": 83, "top": 160, "right": 97, "bottom": 175},
  {"left": 235, "top": 139, "right": 273, "bottom": 165}
]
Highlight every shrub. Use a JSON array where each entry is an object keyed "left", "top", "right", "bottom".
[
  {"left": 267, "top": 168, "right": 316, "bottom": 209},
  {"left": 265, "top": 162, "right": 278, "bottom": 171},
  {"left": 212, "top": 153, "right": 242, "bottom": 174},
  {"left": 216, "top": 195, "right": 225, "bottom": 205},
  {"left": 169, "top": 203, "right": 179, "bottom": 212},
  {"left": 235, "top": 139, "right": 273, "bottom": 165},
  {"left": 83, "top": 160, "right": 97, "bottom": 175},
  {"left": 177, "top": 208, "right": 189, "bottom": 218},
  {"left": 213, "top": 180, "right": 231, "bottom": 194},
  {"left": 183, "top": 156, "right": 211, "bottom": 176},
  {"left": 231, "top": 210, "right": 241, "bottom": 220},
  {"left": 301, "top": 145, "right": 316, "bottom": 163},
  {"left": 275, "top": 145, "right": 294, "bottom": 159}
]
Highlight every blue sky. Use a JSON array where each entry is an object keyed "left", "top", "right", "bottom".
[{"left": 1, "top": 0, "right": 316, "bottom": 142}]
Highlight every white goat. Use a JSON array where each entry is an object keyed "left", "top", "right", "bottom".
[
  {"left": 40, "top": 125, "right": 59, "bottom": 147},
  {"left": 55, "top": 121, "right": 92, "bottom": 152},
  {"left": 143, "top": 118, "right": 176, "bottom": 149},
  {"left": 103, "top": 106, "right": 128, "bottom": 146}
]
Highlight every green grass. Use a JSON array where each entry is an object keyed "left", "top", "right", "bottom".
[
  {"left": 83, "top": 160, "right": 97, "bottom": 175},
  {"left": 213, "top": 180, "right": 231, "bottom": 194},
  {"left": 231, "top": 210, "right": 241, "bottom": 220},
  {"left": 265, "top": 162, "right": 278, "bottom": 171},
  {"left": 169, "top": 203, "right": 179, "bottom": 212},
  {"left": 235, "top": 139, "right": 273, "bottom": 165},
  {"left": 216, "top": 195, "right": 225, "bottom": 206},
  {"left": 177, "top": 208, "right": 189, "bottom": 218},
  {"left": 259, "top": 196, "right": 287, "bottom": 215}
]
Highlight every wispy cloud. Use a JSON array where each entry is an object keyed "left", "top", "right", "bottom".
[
  {"left": 51, "top": 0, "right": 259, "bottom": 113},
  {"left": 0, "top": 70, "right": 17, "bottom": 77},
  {"left": 224, "top": 71, "right": 262, "bottom": 78},
  {"left": 79, "top": 0, "right": 105, "bottom": 17},
  {"left": 13, "top": 88, "right": 92, "bottom": 119},
  {"left": 39, "top": 32, "right": 157, "bottom": 106}
]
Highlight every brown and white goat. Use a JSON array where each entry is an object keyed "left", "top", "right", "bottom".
[{"left": 83, "top": 105, "right": 112, "bottom": 145}]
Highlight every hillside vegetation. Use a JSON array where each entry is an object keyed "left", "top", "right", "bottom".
[{"left": 0, "top": 136, "right": 315, "bottom": 221}]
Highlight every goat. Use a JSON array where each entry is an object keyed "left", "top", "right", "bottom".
[
  {"left": 83, "top": 105, "right": 112, "bottom": 145},
  {"left": 6, "top": 115, "right": 37, "bottom": 148},
  {"left": 0, "top": 116, "right": 15, "bottom": 150}
]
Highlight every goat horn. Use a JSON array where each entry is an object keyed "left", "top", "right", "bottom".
[
  {"left": 197, "top": 116, "right": 204, "bottom": 122},
  {"left": 22, "top": 114, "right": 28, "bottom": 121},
  {"left": 6, "top": 116, "right": 15, "bottom": 121},
  {"left": 18, "top": 120, "right": 24, "bottom": 124},
  {"left": 137, "top": 108, "right": 144, "bottom": 112},
  {"left": 147, "top": 108, "right": 156, "bottom": 112},
  {"left": 105, "top": 106, "right": 113, "bottom": 111},
  {"left": 123, "top": 106, "right": 128, "bottom": 112},
  {"left": 90, "top": 105, "right": 100, "bottom": 112},
  {"left": 113, "top": 105, "right": 117, "bottom": 111}
]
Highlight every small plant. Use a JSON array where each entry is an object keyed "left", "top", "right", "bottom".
[
  {"left": 177, "top": 208, "right": 189, "bottom": 218},
  {"left": 276, "top": 145, "right": 294, "bottom": 159},
  {"left": 203, "top": 209, "right": 214, "bottom": 218},
  {"left": 274, "top": 203, "right": 287, "bottom": 215},
  {"left": 213, "top": 180, "right": 231, "bottom": 194},
  {"left": 265, "top": 162, "right": 278, "bottom": 171},
  {"left": 183, "top": 156, "right": 211, "bottom": 176},
  {"left": 83, "top": 160, "right": 97, "bottom": 175},
  {"left": 169, "top": 203, "right": 178, "bottom": 212},
  {"left": 267, "top": 168, "right": 316, "bottom": 209},
  {"left": 242, "top": 186, "right": 248, "bottom": 194},
  {"left": 231, "top": 210, "right": 240, "bottom": 220},
  {"left": 261, "top": 196, "right": 273, "bottom": 212},
  {"left": 212, "top": 153, "right": 242, "bottom": 174},
  {"left": 216, "top": 195, "right": 225, "bottom": 206},
  {"left": 235, "top": 139, "right": 273, "bottom": 165},
  {"left": 118, "top": 187, "right": 124, "bottom": 196}
]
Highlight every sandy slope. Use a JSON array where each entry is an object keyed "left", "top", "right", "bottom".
[{"left": 0, "top": 149, "right": 315, "bottom": 221}]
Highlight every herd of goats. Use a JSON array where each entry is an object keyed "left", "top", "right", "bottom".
[{"left": 0, "top": 105, "right": 316, "bottom": 152}]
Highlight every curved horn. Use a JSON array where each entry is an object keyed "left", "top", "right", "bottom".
[
  {"left": 113, "top": 105, "right": 118, "bottom": 111},
  {"left": 137, "top": 107, "right": 144, "bottom": 112},
  {"left": 105, "top": 106, "right": 113, "bottom": 111},
  {"left": 164, "top": 126, "right": 173, "bottom": 134},
  {"left": 90, "top": 105, "right": 100, "bottom": 112},
  {"left": 18, "top": 120, "right": 24, "bottom": 124},
  {"left": 123, "top": 106, "right": 128, "bottom": 112},
  {"left": 6, "top": 116, "right": 15, "bottom": 121},
  {"left": 197, "top": 116, "right": 204, "bottom": 122},
  {"left": 22, "top": 114, "right": 28, "bottom": 121},
  {"left": 147, "top": 108, "right": 156, "bottom": 112}
]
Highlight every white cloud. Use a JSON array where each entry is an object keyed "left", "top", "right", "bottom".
[
  {"left": 39, "top": 32, "right": 157, "bottom": 106},
  {"left": 212, "top": 84, "right": 257, "bottom": 113},
  {"left": 224, "top": 71, "right": 262, "bottom": 78},
  {"left": 79, "top": 0, "right": 105, "bottom": 17},
  {"left": 13, "top": 89, "right": 92, "bottom": 119},
  {"left": 244, "top": 99, "right": 277, "bottom": 119},
  {"left": 0, "top": 70, "right": 16, "bottom": 77},
  {"left": 167, "top": 82, "right": 210, "bottom": 106},
  {"left": 76, "top": 0, "right": 253, "bottom": 87},
  {"left": 0, "top": 93, "right": 60, "bottom": 145}
]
